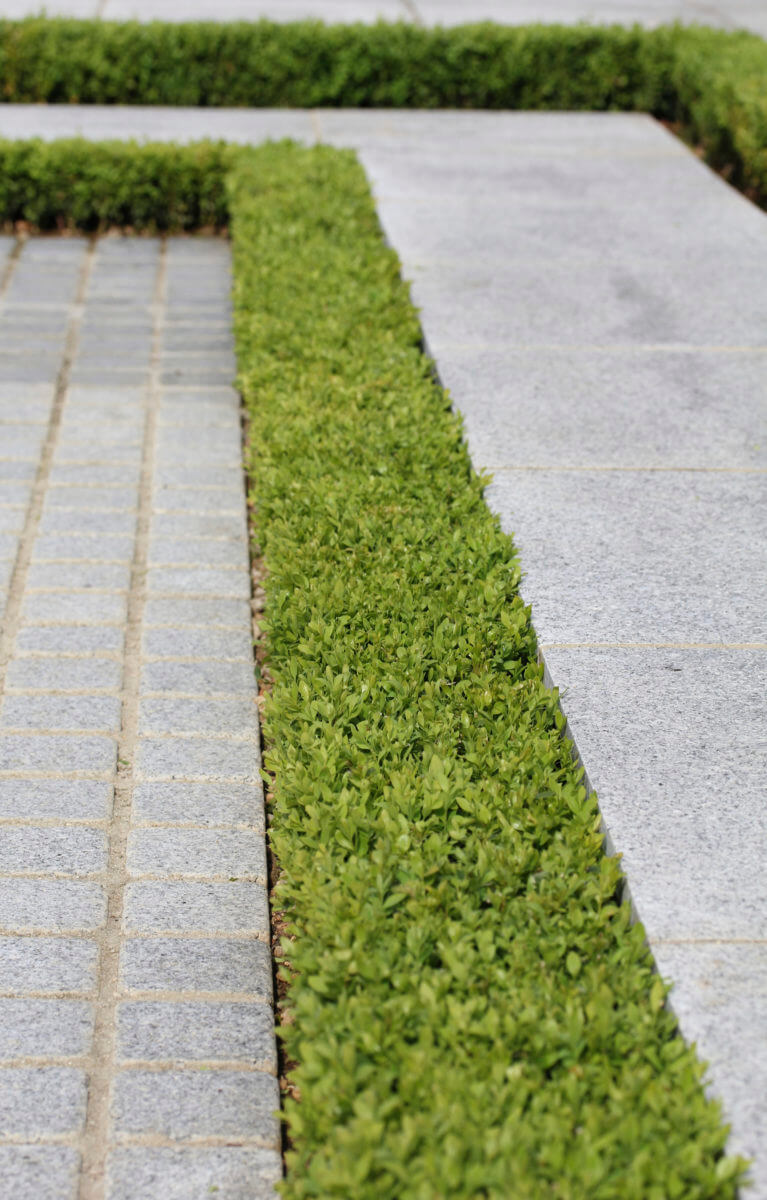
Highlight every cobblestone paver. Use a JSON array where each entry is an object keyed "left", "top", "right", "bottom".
[{"left": 0, "top": 234, "right": 280, "bottom": 1199}]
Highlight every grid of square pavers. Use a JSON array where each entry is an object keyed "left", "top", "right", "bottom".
[{"left": 0, "top": 235, "right": 280, "bottom": 1199}]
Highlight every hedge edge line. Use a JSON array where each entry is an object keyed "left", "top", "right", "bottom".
[{"left": 0, "top": 18, "right": 765, "bottom": 204}]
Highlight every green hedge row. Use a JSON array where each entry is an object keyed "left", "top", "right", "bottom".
[
  {"left": 0, "top": 19, "right": 765, "bottom": 203},
  {"left": 0, "top": 138, "right": 231, "bottom": 230},
  {"left": 229, "top": 142, "right": 745, "bottom": 1198}
]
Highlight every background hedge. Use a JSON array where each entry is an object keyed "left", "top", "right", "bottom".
[{"left": 0, "top": 19, "right": 765, "bottom": 202}]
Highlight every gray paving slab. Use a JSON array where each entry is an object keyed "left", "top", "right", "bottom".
[
  {"left": 7, "top": 0, "right": 767, "bottom": 34},
  {"left": 0, "top": 234, "right": 276, "bottom": 1196}
]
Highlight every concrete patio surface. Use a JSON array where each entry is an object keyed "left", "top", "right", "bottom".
[
  {"left": 0, "top": 103, "right": 764, "bottom": 1195},
  {"left": 2, "top": 0, "right": 767, "bottom": 36}
]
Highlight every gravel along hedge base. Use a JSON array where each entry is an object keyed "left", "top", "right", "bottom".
[
  {"left": 228, "top": 143, "right": 747, "bottom": 1199},
  {"left": 0, "top": 18, "right": 766, "bottom": 203},
  {"left": 0, "top": 137, "right": 231, "bottom": 231}
]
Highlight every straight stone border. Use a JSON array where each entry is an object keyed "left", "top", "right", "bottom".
[{"left": 0, "top": 106, "right": 764, "bottom": 1196}]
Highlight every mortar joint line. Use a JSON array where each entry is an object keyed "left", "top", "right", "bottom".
[{"left": 77, "top": 239, "right": 167, "bottom": 1200}]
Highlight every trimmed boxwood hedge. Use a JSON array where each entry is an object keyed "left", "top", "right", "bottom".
[
  {"left": 0, "top": 137, "right": 231, "bottom": 230},
  {"left": 0, "top": 18, "right": 765, "bottom": 202},
  {"left": 228, "top": 143, "right": 746, "bottom": 1198}
]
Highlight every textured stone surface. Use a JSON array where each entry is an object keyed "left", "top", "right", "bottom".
[
  {"left": 650, "top": 941, "right": 767, "bottom": 1193},
  {"left": 117, "top": 1001, "right": 276, "bottom": 1068},
  {"left": 0, "top": 827, "right": 107, "bottom": 876},
  {"left": 106, "top": 1146, "right": 282, "bottom": 1200},
  {"left": 134, "top": 737, "right": 260, "bottom": 783},
  {"left": 124, "top": 881, "right": 270, "bottom": 936},
  {"left": 0, "top": 936, "right": 99, "bottom": 995},
  {"left": 120, "top": 937, "right": 273, "bottom": 1000},
  {"left": 485, "top": 470, "right": 767, "bottom": 643},
  {"left": 132, "top": 781, "right": 264, "bottom": 828},
  {"left": 0, "top": 999, "right": 94, "bottom": 1058},
  {"left": 0, "top": 1068, "right": 87, "bottom": 1135},
  {"left": 0, "top": 880, "right": 106, "bottom": 932},
  {"left": 127, "top": 828, "right": 267, "bottom": 881},
  {"left": 541, "top": 647, "right": 767, "bottom": 941},
  {"left": 0, "top": 1146, "right": 81, "bottom": 1200},
  {"left": 112, "top": 1069, "right": 280, "bottom": 1144},
  {"left": 0, "top": 779, "right": 112, "bottom": 820},
  {"left": 0, "top": 234, "right": 276, "bottom": 1193}
]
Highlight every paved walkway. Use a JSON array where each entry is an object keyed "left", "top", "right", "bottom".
[
  {"left": 0, "top": 233, "right": 280, "bottom": 1197},
  {"left": 2, "top": 0, "right": 767, "bottom": 36},
  {"left": 0, "top": 105, "right": 764, "bottom": 1194}
]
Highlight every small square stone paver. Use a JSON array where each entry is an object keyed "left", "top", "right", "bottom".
[
  {"left": 0, "top": 1068, "right": 87, "bottom": 1135},
  {"left": 31, "top": 533, "right": 134, "bottom": 564},
  {"left": 38, "top": 508, "right": 138, "bottom": 537},
  {"left": 138, "top": 697, "right": 257, "bottom": 737},
  {"left": 44, "top": 486, "right": 138, "bottom": 511},
  {"left": 31, "top": 529, "right": 135, "bottom": 561},
  {"left": 22, "top": 591, "right": 129, "bottom": 625},
  {"left": 1, "top": 694, "right": 122, "bottom": 732},
  {"left": 25, "top": 562, "right": 131, "bottom": 591},
  {"left": 6, "top": 656, "right": 123, "bottom": 692},
  {"left": 117, "top": 1001, "right": 276, "bottom": 1069},
  {"left": 48, "top": 463, "right": 141, "bottom": 488},
  {"left": 111, "top": 1069, "right": 280, "bottom": 1145},
  {"left": 0, "top": 999, "right": 94, "bottom": 1058},
  {"left": 150, "top": 511, "right": 246, "bottom": 540},
  {"left": 143, "top": 596, "right": 250, "bottom": 629},
  {"left": 0, "top": 1146, "right": 81, "bottom": 1200},
  {"left": 151, "top": 487, "right": 243, "bottom": 516},
  {"left": 142, "top": 627, "right": 253, "bottom": 661},
  {"left": 154, "top": 466, "right": 244, "bottom": 491},
  {"left": 140, "top": 660, "right": 255, "bottom": 696},
  {"left": 119, "top": 936, "right": 272, "bottom": 1000},
  {"left": 16, "top": 625, "right": 125, "bottom": 655},
  {"left": 123, "top": 881, "right": 269, "bottom": 936},
  {"left": 133, "top": 781, "right": 264, "bottom": 829},
  {"left": 146, "top": 566, "right": 251, "bottom": 600},
  {"left": 106, "top": 1147, "right": 281, "bottom": 1200},
  {"left": 0, "top": 779, "right": 112, "bottom": 821},
  {"left": 0, "top": 827, "right": 107, "bottom": 876},
  {"left": 0, "top": 936, "right": 98, "bottom": 995},
  {"left": 135, "top": 737, "right": 260, "bottom": 784},
  {"left": 0, "top": 733, "right": 117, "bottom": 774},
  {"left": 0, "top": 880, "right": 106, "bottom": 933},
  {"left": 127, "top": 828, "right": 266, "bottom": 882},
  {"left": 0, "top": 427, "right": 46, "bottom": 460},
  {"left": 154, "top": 426, "right": 241, "bottom": 462},
  {"left": 148, "top": 537, "right": 248, "bottom": 570}
]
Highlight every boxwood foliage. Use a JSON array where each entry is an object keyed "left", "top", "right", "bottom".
[
  {"left": 0, "top": 18, "right": 766, "bottom": 204},
  {"left": 229, "top": 142, "right": 746, "bottom": 1198},
  {"left": 0, "top": 137, "right": 231, "bottom": 230}
]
